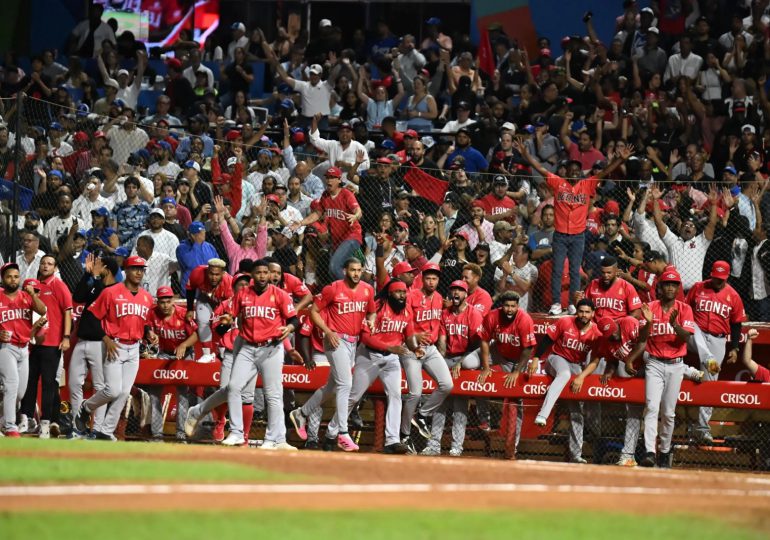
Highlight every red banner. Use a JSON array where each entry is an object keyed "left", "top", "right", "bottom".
[
  {"left": 403, "top": 165, "right": 449, "bottom": 206},
  {"left": 133, "top": 360, "right": 770, "bottom": 410}
]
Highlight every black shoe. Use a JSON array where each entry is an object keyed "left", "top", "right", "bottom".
[
  {"left": 401, "top": 435, "right": 416, "bottom": 455},
  {"left": 93, "top": 431, "right": 117, "bottom": 442},
  {"left": 411, "top": 414, "right": 431, "bottom": 439},
  {"left": 321, "top": 437, "right": 336, "bottom": 452},
  {"left": 639, "top": 452, "right": 656, "bottom": 467},
  {"left": 74, "top": 404, "right": 90, "bottom": 433},
  {"left": 349, "top": 409, "right": 365, "bottom": 430},
  {"left": 384, "top": 442, "right": 409, "bottom": 454},
  {"left": 304, "top": 440, "right": 319, "bottom": 450},
  {"left": 657, "top": 451, "right": 672, "bottom": 469}
]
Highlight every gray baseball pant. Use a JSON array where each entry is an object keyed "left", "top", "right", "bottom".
[
  {"left": 227, "top": 340, "right": 285, "bottom": 442},
  {"left": 0, "top": 344, "right": 28, "bottom": 432},
  {"left": 327, "top": 347, "right": 402, "bottom": 445},
  {"left": 196, "top": 301, "right": 214, "bottom": 343},
  {"left": 305, "top": 352, "right": 329, "bottom": 443},
  {"left": 643, "top": 353, "right": 685, "bottom": 454},
  {"left": 616, "top": 359, "right": 645, "bottom": 461},
  {"left": 689, "top": 327, "right": 727, "bottom": 437},
  {"left": 584, "top": 354, "right": 605, "bottom": 442},
  {"left": 538, "top": 354, "right": 585, "bottom": 460},
  {"left": 464, "top": 346, "right": 524, "bottom": 447},
  {"left": 424, "top": 355, "right": 469, "bottom": 454},
  {"left": 68, "top": 339, "right": 107, "bottom": 434},
  {"left": 148, "top": 352, "right": 195, "bottom": 438},
  {"left": 83, "top": 341, "right": 140, "bottom": 436},
  {"left": 300, "top": 339, "right": 357, "bottom": 434},
  {"left": 399, "top": 345, "right": 453, "bottom": 436}
]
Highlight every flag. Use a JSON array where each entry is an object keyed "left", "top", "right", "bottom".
[
  {"left": 403, "top": 164, "right": 449, "bottom": 206},
  {"left": 0, "top": 178, "right": 33, "bottom": 210},
  {"left": 477, "top": 26, "right": 495, "bottom": 77}
]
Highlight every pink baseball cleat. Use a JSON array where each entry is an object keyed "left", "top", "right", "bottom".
[{"left": 337, "top": 433, "right": 359, "bottom": 452}]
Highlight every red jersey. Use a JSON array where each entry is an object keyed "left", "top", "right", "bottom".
[
  {"left": 361, "top": 302, "right": 414, "bottom": 351},
  {"left": 315, "top": 280, "right": 376, "bottom": 337},
  {"left": 315, "top": 189, "right": 363, "bottom": 247},
  {"left": 584, "top": 277, "right": 642, "bottom": 319},
  {"left": 686, "top": 281, "right": 746, "bottom": 336},
  {"left": 595, "top": 316, "right": 642, "bottom": 362},
  {"left": 212, "top": 298, "right": 239, "bottom": 351},
  {"left": 37, "top": 275, "right": 73, "bottom": 347},
  {"left": 0, "top": 290, "right": 34, "bottom": 347},
  {"left": 187, "top": 265, "right": 234, "bottom": 303},
  {"left": 440, "top": 305, "right": 484, "bottom": 356},
  {"left": 88, "top": 283, "right": 154, "bottom": 342},
  {"left": 479, "top": 308, "right": 537, "bottom": 359},
  {"left": 478, "top": 193, "right": 516, "bottom": 222},
  {"left": 646, "top": 300, "right": 696, "bottom": 359},
  {"left": 282, "top": 273, "right": 311, "bottom": 302},
  {"left": 651, "top": 265, "right": 685, "bottom": 302},
  {"left": 232, "top": 284, "right": 296, "bottom": 343},
  {"left": 407, "top": 288, "right": 443, "bottom": 345},
  {"left": 147, "top": 305, "right": 197, "bottom": 354},
  {"left": 635, "top": 267, "right": 656, "bottom": 303},
  {"left": 754, "top": 364, "right": 770, "bottom": 383},
  {"left": 298, "top": 308, "right": 324, "bottom": 353},
  {"left": 466, "top": 286, "right": 493, "bottom": 316},
  {"left": 547, "top": 316, "right": 602, "bottom": 364},
  {"left": 545, "top": 172, "right": 599, "bottom": 235}
]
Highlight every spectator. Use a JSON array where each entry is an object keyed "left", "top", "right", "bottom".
[
  {"left": 43, "top": 193, "right": 79, "bottom": 252},
  {"left": 112, "top": 177, "right": 151, "bottom": 250},
  {"left": 16, "top": 231, "right": 46, "bottom": 281},
  {"left": 443, "top": 128, "right": 488, "bottom": 174},
  {"left": 135, "top": 235, "right": 177, "bottom": 297},
  {"left": 137, "top": 209, "right": 180, "bottom": 259},
  {"left": 177, "top": 221, "right": 219, "bottom": 290}
]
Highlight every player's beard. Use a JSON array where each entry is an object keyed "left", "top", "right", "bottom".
[
  {"left": 2, "top": 284, "right": 19, "bottom": 293},
  {"left": 387, "top": 297, "right": 406, "bottom": 313}
]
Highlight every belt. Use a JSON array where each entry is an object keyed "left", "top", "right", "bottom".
[
  {"left": 704, "top": 331, "right": 726, "bottom": 339},
  {"left": 337, "top": 333, "right": 359, "bottom": 343},
  {"left": 648, "top": 355, "right": 683, "bottom": 364},
  {"left": 244, "top": 339, "right": 279, "bottom": 347},
  {"left": 114, "top": 338, "right": 140, "bottom": 345},
  {"left": 366, "top": 346, "right": 390, "bottom": 355}
]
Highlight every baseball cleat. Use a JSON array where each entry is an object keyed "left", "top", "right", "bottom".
[
  {"left": 304, "top": 440, "right": 319, "bottom": 450},
  {"left": 259, "top": 440, "right": 279, "bottom": 450},
  {"left": 183, "top": 405, "right": 201, "bottom": 438},
  {"left": 289, "top": 408, "right": 307, "bottom": 440},
  {"left": 420, "top": 446, "right": 440, "bottom": 456},
  {"left": 616, "top": 457, "right": 637, "bottom": 467},
  {"left": 548, "top": 303, "right": 563, "bottom": 316},
  {"left": 321, "top": 437, "right": 336, "bottom": 452},
  {"left": 221, "top": 433, "right": 246, "bottom": 446},
  {"left": 74, "top": 404, "right": 90, "bottom": 433},
  {"left": 175, "top": 433, "right": 187, "bottom": 444},
  {"left": 449, "top": 448, "right": 463, "bottom": 457},
  {"left": 534, "top": 415, "right": 547, "bottom": 427},
  {"left": 197, "top": 353, "right": 217, "bottom": 364},
  {"left": 570, "top": 456, "right": 588, "bottom": 464},
  {"left": 275, "top": 441, "right": 298, "bottom": 451},
  {"left": 567, "top": 304, "right": 577, "bottom": 315},
  {"left": 411, "top": 414, "right": 431, "bottom": 439},
  {"left": 18, "top": 414, "right": 28, "bottom": 434},
  {"left": 337, "top": 433, "right": 359, "bottom": 452},
  {"left": 401, "top": 436, "right": 417, "bottom": 455},
  {"left": 695, "top": 432, "right": 714, "bottom": 446},
  {"left": 639, "top": 452, "right": 656, "bottom": 467},
  {"left": 93, "top": 431, "right": 117, "bottom": 442},
  {"left": 38, "top": 420, "right": 50, "bottom": 439},
  {"left": 383, "top": 442, "right": 409, "bottom": 454},
  {"left": 657, "top": 451, "right": 672, "bottom": 469},
  {"left": 149, "top": 435, "right": 165, "bottom": 443},
  {"left": 4, "top": 430, "right": 20, "bottom": 438}
]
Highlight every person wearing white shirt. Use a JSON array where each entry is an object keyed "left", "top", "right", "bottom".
[
  {"left": 441, "top": 102, "right": 477, "bottom": 133},
  {"left": 664, "top": 36, "right": 703, "bottom": 83},
  {"left": 72, "top": 176, "right": 113, "bottom": 229},
  {"left": 16, "top": 231, "right": 46, "bottom": 281},
  {"left": 147, "top": 142, "right": 182, "bottom": 182},
  {"left": 68, "top": 4, "right": 116, "bottom": 58},
  {"left": 227, "top": 23, "right": 250, "bottom": 62},
  {"left": 750, "top": 230, "right": 770, "bottom": 321},
  {"left": 396, "top": 35, "right": 426, "bottom": 93},
  {"left": 44, "top": 194, "right": 80, "bottom": 251},
  {"left": 135, "top": 235, "right": 177, "bottom": 297},
  {"left": 308, "top": 119, "right": 370, "bottom": 180},
  {"left": 183, "top": 49, "right": 214, "bottom": 90},
  {"left": 270, "top": 49, "right": 334, "bottom": 126},
  {"left": 105, "top": 110, "right": 150, "bottom": 165},
  {"left": 506, "top": 248, "right": 539, "bottom": 312},
  {"left": 136, "top": 209, "right": 180, "bottom": 259},
  {"left": 651, "top": 187, "right": 718, "bottom": 291},
  {"left": 718, "top": 16, "right": 753, "bottom": 52}
]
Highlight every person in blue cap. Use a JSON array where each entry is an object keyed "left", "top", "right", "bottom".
[
  {"left": 176, "top": 221, "right": 218, "bottom": 291},
  {"left": 148, "top": 140, "right": 181, "bottom": 180},
  {"left": 85, "top": 207, "right": 119, "bottom": 255}
]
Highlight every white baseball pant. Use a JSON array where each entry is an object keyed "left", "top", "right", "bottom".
[
  {"left": 305, "top": 351, "right": 329, "bottom": 443},
  {"left": 399, "top": 345, "right": 453, "bottom": 437},
  {"left": 68, "top": 339, "right": 108, "bottom": 434},
  {"left": 689, "top": 327, "right": 727, "bottom": 437},
  {"left": 0, "top": 344, "right": 29, "bottom": 432},
  {"left": 424, "top": 355, "right": 469, "bottom": 454},
  {"left": 537, "top": 354, "right": 585, "bottom": 461},
  {"left": 643, "top": 353, "right": 685, "bottom": 454}
]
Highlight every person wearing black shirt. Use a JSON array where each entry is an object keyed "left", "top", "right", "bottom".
[
  {"left": 269, "top": 228, "right": 298, "bottom": 275},
  {"left": 68, "top": 254, "right": 119, "bottom": 438}
]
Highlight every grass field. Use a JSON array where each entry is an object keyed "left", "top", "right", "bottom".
[{"left": 2, "top": 510, "right": 766, "bottom": 540}]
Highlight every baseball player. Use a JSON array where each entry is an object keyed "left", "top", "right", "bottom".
[
  {"left": 20, "top": 254, "right": 72, "bottom": 439},
  {"left": 735, "top": 329, "right": 768, "bottom": 381},
  {"left": 268, "top": 260, "right": 313, "bottom": 311},
  {"left": 463, "top": 264, "right": 493, "bottom": 316},
  {"left": 221, "top": 259, "right": 298, "bottom": 448},
  {"left": 532, "top": 299, "right": 603, "bottom": 463},
  {"left": 75, "top": 256, "right": 155, "bottom": 441},
  {"left": 295, "top": 303, "right": 325, "bottom": 449},
  {"left": 423, "top": 280, "right": 484, "bottom": 457},
  {"left": 184, "top": 273, "right": 254, "bottom": 443},
  {"left": 289, "top": 258, "right": 376, "bottom": 452},
  {"left": 0, "top": 263, "right": 47, "bottom": 437},
  {"left": 68, "top": 255, "right": 119, "bottom": 438},
  {"left": 399, "top": 262, "right": 452, "bottom": 448},
  {"left": 686, "top": 260, "right": 746, "bottom": 445},
  {"left": 185, "top": 259, "right": 233, "bottom": 363},
  {"left": 640, "top": 268, "right": 696, "bottom": 468},
  {"left": 146, "top": 286, "right": 199, "bottom": 442},
  {"left": 326, "top": 280, "right": 418, "bottom": 454}
]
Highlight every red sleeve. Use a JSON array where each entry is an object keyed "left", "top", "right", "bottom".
[
  {"left": 57, "top": 280, "right": 74, "bottom": 311},
  {"left": 211, "top": 153, "right": 222, "bottom": 181},
  {"left": 88, "top": 288, "right": 110, "bottom": 320},
  {"left": 626, "top": 285, "right": 642, "bottom": 311},
  {"left": 479, "top": 311, "right": 494, "bottom": 341},
  {"left": 469, "top": 310, "right": 484, "bottom": 340},
  {"left": 678, "top": 303, "right": 696, "bottom": 333},
  {"left": 231, "top": 289, "right": 243, "bottom": 318},
  {"left": 278, "top": 288, "right": 297, "bottom": 319},
  {"left": 361, "top": 330, "right": 392, "bottom": 351},
  {"left": 685, "top": 282, "right": 697, "bottom": 306},
  {"left": 582, "top": 175, "right": 600, "bottom": 195},
  {"left": 546, "top": 318, "right": 562, "bottom": 341},
  {"left": 520, "top": 312, "right": 537, "bottom": 347},
  {"left": 315, "top": 284, "right": 334, "bottom": 312},
  {"left": 545, "top": 172, "right": 562, "bottom": 191},
  {"left": 345, "top": 189, "right": 360, "bottom": 211},
  {"left": 185, "top": 318, "right": 198, "bottom": 333},
  {"left": 187, "top": 266, "right": 203, "bottom": 290},
  {"left": 366, "top": 286, "right": 376, "bottom": 314}
]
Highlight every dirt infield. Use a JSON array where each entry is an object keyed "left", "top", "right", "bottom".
[{"left": 2, "top": 445, "right": 770, "bottom": 530}]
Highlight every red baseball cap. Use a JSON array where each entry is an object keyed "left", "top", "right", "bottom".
[
  {"left": 455, "top": 230, "right": 470, "bottom": 241},
  {"left": 225, "top": 130, "right": 242, "bottom": 141},
  {"left": 645, "top": 199, "right": 669, "bottom": 213},
  {"left": 376, "top": 157, "right": 392, "bottom": 164},
  {"left": 388, "top": 281, "right": 408, "bottom": 292},
  {"left": 22, "top": 278, "right": 41, "bottom": 291},
  {"left": 397, "top": 221, "right": 410, "bottom": 231},
  {"left": 93, "top": 130, "right": 107, "bottom": 139},
  {"left": 603, "top": 200, "right": 620, "bottom": 216},
  {"left": 166, "top": 57, "right": 183, "bottom": 70},
  {"left": 596, "top": 317, "right": 617, "bottom": 337},
  {"left": 73, "top": 131, "right": 89, "bottom": 143},
  {"left": 124, "top": 256, "right": 147, "bottom": 269},
  {"left": 265, "top": 194, "right": 281, "bottom": 205},
  {"left": 710, "top": 261, "right": 730, "bottom": 280},
  {"left": 421, "top": 262, "right": 441, "bottom": 274},
  {"left": 325, "top": 166, "right": 342, "bottom": 178},
  {"left": 660, "top": 269, "right": 681, "bottom": 283},
  {"left": 391, "top": 261, "right": 417, "bottom": 277},
  {"left": 404, "top": 129, "right": 419, "bottom": 139},
  {"left": 449, "top": 280, "right": 468, "bottom": 292},
  {"left": 0, "top": 262, "right": 19, "bottom": 276},
  {"left": 156, "top": 286, "right": 174, "bottom": 298}
]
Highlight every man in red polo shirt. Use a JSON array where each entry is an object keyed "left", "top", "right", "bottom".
[
  {"left": 515, "top": 140, "right": 634, "bottom": 315},
  {"left": 290, "top": 166, "right": 363, "bottom": 280}
]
